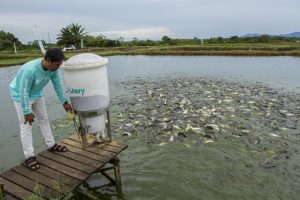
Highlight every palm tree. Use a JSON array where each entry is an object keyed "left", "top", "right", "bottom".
[{"left": 57, "top": 23, "right": 86, "bottom": 47}]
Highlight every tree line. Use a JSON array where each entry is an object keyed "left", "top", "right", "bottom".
[{"left": 1, "top": 23, "right": 299, "bottom": 51}]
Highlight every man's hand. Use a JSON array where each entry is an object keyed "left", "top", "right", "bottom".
[
  {"left": 24, "top": 113, "right": 35, "bottom": 126},
  {"left": 63, "top": 101, "right": 73, "bottom": 112}
]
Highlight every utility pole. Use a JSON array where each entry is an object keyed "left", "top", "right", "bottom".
[
  {"left": 12, "top": 37, "right": 17, "bottom": 54},
  {"left": 13, "top": 41, "right": 17, "bottom": 54},
  {"left": 81, "top": 38, "right": 83, "bottom": 49},
  {"left": 48, "top": 32, "right": 51, "bottom": 44},
  {"left": 33, "top": 25, "right": 46, "bottom": 54}
]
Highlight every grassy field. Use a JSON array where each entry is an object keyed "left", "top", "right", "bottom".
[{"left": 1, "top": 42, "right": 300, "bottom": 67}]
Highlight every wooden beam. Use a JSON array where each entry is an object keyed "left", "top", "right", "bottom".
[
  {"left": 50, "top": 150, "right": 103, "bottom": 169},
  {"left": 0, "top": 177, "right": 32, "bottom": 200},
  {"left": 36, "top": 156, "right": 89, "bottom": 181},
  {"left": 68, "top": 134, "right": 128, "bottom": 149},
  {"left": 104, "top": 140, "right": 128, "bottom": 149},
  {"left": 1, "top": 170, "right": 57, "bottom": 200},
  {"left": 4, "top": 194, "right": 19, "bottom": 200},
  {"left": 24, "top": 163, "right": 81, "bottom": 188},
  {"left": 61, "top": 143, "right": 110, "bottom": 163},
  {"left": 61, "top": 139, "right": 116, "bottom": 158},
  {"left": 12, "top": 165, "right": 72, "bottom": 194},
  {"left": 39, "top": 151, "right": 95, "bottom": 174}
]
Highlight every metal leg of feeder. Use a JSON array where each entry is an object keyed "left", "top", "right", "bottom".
[
  {"left": 106, "top": 110, "right": 112, "bottom": 141},
  {"left": 81, "top": 134, "right": 87, "bottom": 150},
  {"left": 113, "top": 157, "right": 122, "bottom": 194},
  {"left": 78, "top": 114, "right": 88, "bottom": 150}
]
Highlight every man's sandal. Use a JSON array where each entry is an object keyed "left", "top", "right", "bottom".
[
  {"left": 48, "top": 143, "right": 68, "bottom": 152},
  {"left": 25, "top": 156, "right": 40, "bottom": 170}
]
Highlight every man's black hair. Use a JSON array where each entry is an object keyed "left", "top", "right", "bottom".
[{"left": 44, "top": 48, "right": 65, "bottom": 62}]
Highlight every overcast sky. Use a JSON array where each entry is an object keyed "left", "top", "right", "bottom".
[{"left": 1, "top": 0, "right": 299, "bottom": 43}]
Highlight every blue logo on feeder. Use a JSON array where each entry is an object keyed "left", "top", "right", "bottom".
[{"left": 66, "top": 87, "right": 85, "bottom": 96}]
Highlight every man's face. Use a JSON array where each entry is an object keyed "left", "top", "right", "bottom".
[{"left": 46, "top": 60, "right": 63, "bottom": 71}]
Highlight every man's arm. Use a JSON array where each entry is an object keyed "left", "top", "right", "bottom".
[
  {"left": 19, "top": 71, "right": 35, "bottom": 125},
  {"left": 51, "top": 70, "right": 72, "bottom": 112},
  {"left": 51, "top": 70, "right": 67, "bottom": 104},
  {"left": 19, "top": 71, "right": 34, "bottom": 115}
]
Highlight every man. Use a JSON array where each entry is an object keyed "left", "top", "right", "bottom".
[{"left": 9, "top": 48, "right": 72, "bottom": 170}]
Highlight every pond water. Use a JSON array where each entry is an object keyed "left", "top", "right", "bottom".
[{"left": 0, "top": 55, "right": 300, "bottom": 199}]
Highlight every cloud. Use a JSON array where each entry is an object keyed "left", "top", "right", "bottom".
[
  {"left": 1, "top": 0, "right": 300, "bottom": 43},
  {"left": 89, "top": 27, "right": 175, "bottom": 40}
]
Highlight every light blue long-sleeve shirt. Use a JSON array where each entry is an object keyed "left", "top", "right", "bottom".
[{"left": 9, "top": 58, "right": 67, "bottom": 115}]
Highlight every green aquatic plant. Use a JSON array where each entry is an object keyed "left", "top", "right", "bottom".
[
  {"left": 27, "top": 183, "right": 44, "bottom": 200},
  {"left": 25, "top": 180, "right": 74, "bottom": 200}
]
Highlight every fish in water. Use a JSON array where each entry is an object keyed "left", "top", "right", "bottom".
[{"left": 111, "top": 76, "right": 300, "bottom": 172}]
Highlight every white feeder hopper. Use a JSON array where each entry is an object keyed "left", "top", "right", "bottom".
[{"left": 62, "top": 53, "right": 110, "bottom": 145}]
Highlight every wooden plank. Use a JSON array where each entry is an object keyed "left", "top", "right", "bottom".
[
  {"left": 61, "top": 139, "right": 116, "bottom": 158},
  {"left": 31, "top": 164, "right": 81, "bottom": 188},
  {"left": 12, "top": 165, "right": 72, "bottom": 193},
  {"left": 68, "top": 134, "right": 128, "bottom": 149},
  {"left": 91, "top": 143, "right": 123, "bottom": 153},
  {"left": 104, "top": 140, "right": 128, "bottom": 149},
  {"left": 0, "top": 177, "right": 32, "bottom": 200},
  {"left": 39, "top": 151, "right": 96, "bottom": 174},
  {"left": 51, "top": 150, "right": 104, "bottom": 169},
  {"left": 68, "top": 135, "right": 122, "bottom": 153},
  {"left": 1, "top": 170, "right": 56, "bottom": 200},
  {"left": 58, "top": 143, "right": 110, "bottom": 164},
  {"left": 4, "top": 194, "right": 19, "bottom": 200},
  {"left": 36, "top": 156, "right": 89, "bottom": 181}
]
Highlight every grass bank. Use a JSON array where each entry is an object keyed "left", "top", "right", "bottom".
[{"left": 1, "top": 43, "right": 300, "bottom": 67}]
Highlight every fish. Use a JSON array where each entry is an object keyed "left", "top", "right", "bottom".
[
  {"left": 204, "top": 139, "right": 214, "bottom": 144},
  {"left": 269, "top": 133, "right": 280, "bottom": 138},
  {"left": 122, "top": 132, "right": 132, "bottom": 136}
]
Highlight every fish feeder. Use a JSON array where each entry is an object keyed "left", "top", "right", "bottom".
[{"left": 62, "top": 53, "right": 111, "bottom": 149}]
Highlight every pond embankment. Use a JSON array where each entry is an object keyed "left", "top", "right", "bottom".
[{"left": 2, "top": 43, "right": 300, "bottom": 67}]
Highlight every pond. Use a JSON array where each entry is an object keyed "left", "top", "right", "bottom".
[{"left": 1, "top": 55, "right": 300, "bottom": 199}]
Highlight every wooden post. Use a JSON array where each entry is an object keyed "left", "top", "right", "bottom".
[
  {"left": 113, "top": 157, "right": 122, "bottom": 194},
  {"left": 0, "top": 183, "right": 4, "bottom": 200}
]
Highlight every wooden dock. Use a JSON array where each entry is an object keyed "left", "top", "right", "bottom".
[{"left": 0, "top": 134, "right": 128, "bottom": 200}]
